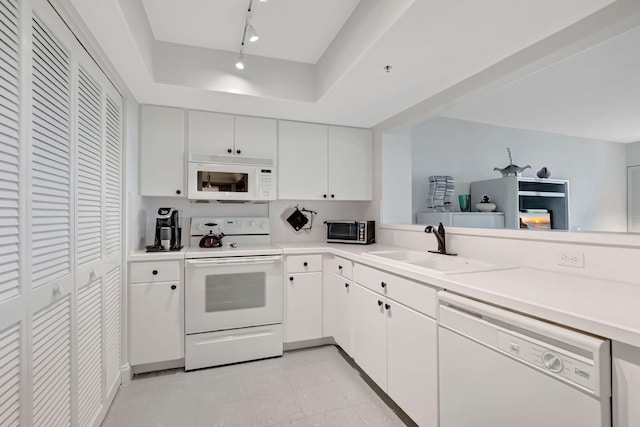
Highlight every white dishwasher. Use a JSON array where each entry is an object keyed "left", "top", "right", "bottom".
[{"left": 438, "top": 291, "right": 611, "bottom": 427}]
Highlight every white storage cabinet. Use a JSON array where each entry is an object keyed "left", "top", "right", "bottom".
[
  {"left": 129, "top": 260, "right": 184, "bottom": 365},
  {"left": 353, "top": 264, "right": 439, "bottom": 427},
  {"left": 285, "top": 255, "right": 323, "bottom": 342},
  {"left": 323, "top": 257, "right": 355, "bottom": 356},
  {"left": 188, "top": 110, "right": 276, "bottom": 159},
  {"left": 278, "top": 121, "right": 372, "bottom": 200},
  {"left": 140, "top": 105, "right": 186, "bottom": 197}
]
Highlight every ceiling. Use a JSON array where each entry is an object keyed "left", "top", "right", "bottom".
[
  {"left": 442, "top": 24, "right": 640, "bottom": 143},
  {"left": 68, "top": 0, "right": 638, "bottom": 134}
]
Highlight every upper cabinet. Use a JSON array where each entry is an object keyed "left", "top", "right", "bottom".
[
  {"left": 188, "top": 111, "right": 276, "bottom": 159},
  {"left": 278, "top": 121, "right": 372, "bottom": 200},
  {"left": 140, "top": 105, "right": 186, "bottom": 197}
]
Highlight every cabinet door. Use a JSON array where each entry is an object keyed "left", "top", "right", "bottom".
[
  {"left": 328, "top": 126, "right": 372, "bottom": 200},
  {"left": 325, "top": 274, "right": 353, "bottom": 356},
  {"left": 353, "top": 285, "right": 387, "bottom": 389},
  {"left": 278, "top": 121, "right": 328, "bottom": 200},
  {"left": 285, "top": 272, "right": 323, "bottom": 343},
  {"left": 130, "top": 281, "right": 183, "bottom": 365},
  {"left": 140, "top": 106, "right": 185, "bottom": 197},
  {"left": 187, "top": 110, "right": 234, "bottom": 155},
  {"left": 235, "top": 116, "right": 276, "bottom": 159},
  {"left": 387, "top": 302, "right": 438, "bottom": 427}
]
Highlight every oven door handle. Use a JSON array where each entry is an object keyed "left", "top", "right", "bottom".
[{"left": 186, "top": 256, "right": 282, "bottom": 266}]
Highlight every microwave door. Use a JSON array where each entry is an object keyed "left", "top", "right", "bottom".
[
  {"left": 328, "top": 221, "right": 358, "bottom": 241},
  {"left": 188, "top": 163, "right": 257, "bottom": 200}
]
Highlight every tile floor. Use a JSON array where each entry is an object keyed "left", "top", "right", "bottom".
[{"left": 102, "top": 346, "right": 411, "bottom": 426}]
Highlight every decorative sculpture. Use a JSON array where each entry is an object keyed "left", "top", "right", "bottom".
[{"left": 494, "top": 148, "right": 531, "bottom": 177}]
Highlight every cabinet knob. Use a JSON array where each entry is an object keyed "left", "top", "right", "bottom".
[
  {"left": 385, "top": 303, "right": 390, "bottom": 310},
  {"left": 377, "top": 300, "right": 383, "bottom": 306},
  {"left": 345, "top": 283, "right": 349, "bottom": 288},
  {"left": 227, "top": 148, "right": 233, "bottom": 153},
  {"left": 176, "top": 189, "right": 181, "bottom": 195},
  {"left": 331, "top": 194, "right": 335, "bottom": 198},
  {"left": 323, "top": 194, "right": 327, "bottom": 198},
  {"left": 152, "top": 270, "right": 158, "bottom": 275},
  {"left": 171, "top": 284, "right": 177, "bottom": 290},
  {"left": 303, "top": 262, "right": 308, "bottom": 267},
  {"left": 289, "top": 276, "right": 294, "bottom": 281},
  {"left": 381, "top": 282, "right": 387, "bottom": 288},
  {"left": 338, "top": 265, "right": 342, "bottom": 270},
  {"left": 236, "top": 149, "right": 241, "bottom": 154}
]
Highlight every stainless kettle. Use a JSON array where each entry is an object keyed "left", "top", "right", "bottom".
[{"left": 199, "top": 223, "right": 224, "bottom": 248}]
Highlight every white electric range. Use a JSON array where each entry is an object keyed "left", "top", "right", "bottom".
[{"left": 184, "top": 217, "right": 283, "bottom": 370}]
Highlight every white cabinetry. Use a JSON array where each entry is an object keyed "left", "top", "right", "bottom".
[
  {"left": 188, "top": 110, "right": 276, "bottom": 159},
  {"left": 285, "top": 255, "right": 323, "bottom": 343},
  {"left": 323, "top": 257, "right": 354, "bottom": 356},
  {"left": 278, "top": 121, "right": 372, "bottom": 200},
  {"left": 353, "top": 264, "right": 438, "bottom": 427},
  {"left": 129, "top": 260, "right": 184, "bottom": 365},
  {"left": 613, "top": 341, "right": 640, "bottom": 427},
  {"left": 140, "top": 105, "right": 186, "bottom": 197}
]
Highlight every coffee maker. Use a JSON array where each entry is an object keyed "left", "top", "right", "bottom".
[{"left": 152, "top": 207, "right": 183, "bottom": 251}]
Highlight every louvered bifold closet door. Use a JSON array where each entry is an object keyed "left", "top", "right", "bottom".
[
  {"left": 0, "top": 323, "right": 21, "bottom": 426},
  {"left": 78, "top": 279, "right": 102, "bottom": 426},
  {"left": 32, "top": 296, "right": 72, "bottom": 426},
  {"left": 31, "top": 15, "right": 71, "bottom": 289},
  {"left": 104, "top": 95, "right": 121, "bottom": 258},
  {"left": 76, "top": 67, "right": 102, "bottom": 270},
  {"left": 104, "top": 266, "right": 120, "bottom": 391},
  {"left": 0, "top": 0, "right": 21, "bottom": 304}
]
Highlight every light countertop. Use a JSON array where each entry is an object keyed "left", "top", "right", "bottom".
[{"left": 128, "top": 241, "right": 640, "bottom": 347}]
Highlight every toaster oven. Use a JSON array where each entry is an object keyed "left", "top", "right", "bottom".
[{"left": 326, "top": 220, "right": 375, "bottom": 244}]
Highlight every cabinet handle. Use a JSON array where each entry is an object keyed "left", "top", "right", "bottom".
[
  {"left": 152, "top": 270, "right": 158, "bottom": 275},
  {"left": 331, "top": 194, "right": 335, "bottom": 198},
  {"left": 345, "top": 283, "right": 349, "bottom": 288},
  {"left": 381, "top": 282, "right": 387, "bottom": 288},
  {"left": 176, "top": 189, "right": 181, "bottom": 195},
  {"left": 289, "top": 276, "right": 294, "bottom": 281},
  {"left": 227, "top": 148, "right": 233, "bottom": 153},
  {"left": 303, "top": 262, "right": 308, "bottom": 267},
  {"left": 236, "top": 149, "right": 241, "bottom": 154},
  {"left": 377, "top": 300, "right": 383, "bottom": 306},
  {"left": 323, "top": 194, "right": 327, "bottom": 198},
  {"left": 385, "top": 303, "right": 390, "bottom": 310},
  {"left": 171, "top": 284, "right": 177, "bottom": 290}
]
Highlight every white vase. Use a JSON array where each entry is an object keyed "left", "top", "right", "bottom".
[{"left": 475, "top": 202, "right": 496, "bottom": 212}]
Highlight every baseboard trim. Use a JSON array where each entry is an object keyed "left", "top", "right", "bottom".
[
  {"left": 283, "top": 337, "right": 335, "bottom": 351},
  {"left": 131, "top": 358, "right": 185, "bottom": 375}
]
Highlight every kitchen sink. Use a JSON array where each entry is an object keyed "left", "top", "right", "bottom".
[{"left": 362, "top": 250, "right": 504, "bottom": 274}]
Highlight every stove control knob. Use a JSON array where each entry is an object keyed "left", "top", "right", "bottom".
[{"left": 542, "top": 352, "right": 563, "bottom": 373}]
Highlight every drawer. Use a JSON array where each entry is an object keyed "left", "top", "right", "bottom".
[
  {"left": 130, "top": 260, "right": 181, "bottom": 284},
  {"left": 286, "top": 254, "right": 323, "bottom": 273},
  {"left": 332, "top": 256, "right": 353, "bottom": 280},
  {"left": 353, "top": 263, "right": 436, "bottom": 318}
]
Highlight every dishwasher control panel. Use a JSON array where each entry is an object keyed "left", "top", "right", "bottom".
[{"left": 497, "top": 330, "right": 595, "bottom": 392}]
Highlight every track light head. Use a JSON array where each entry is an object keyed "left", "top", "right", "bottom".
[
  {"left": 247, "top": 24, "right": 259, "bottom": 43},
  {"left": 235, "top": 52, "right": 245, "bottom": 70}
]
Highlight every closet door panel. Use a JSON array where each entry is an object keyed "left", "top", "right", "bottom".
[
  {"left": 78, "top": 279, "right": 103, "bottom": 426},
  {"left": 30, "top": 15, "right": 72, "bottom": 289},
  {"left": 104, "top": 95, "right": 121, "bottom": 258},
  {"left": 31, "top": 296, "right": 72, "bottom": 427},
  {"left": 0, "top": 322, "right": 21, "bottom": 427},
  {"left": 104, "top": 266, "right": 120, "bottom": 389},
  {"left": 0, "top": 0, "right": 20, "bottom": 304}
]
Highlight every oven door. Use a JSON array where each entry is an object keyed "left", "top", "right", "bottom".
[{"left": 185, "top": 256, "right": 282, "bottom": 334}]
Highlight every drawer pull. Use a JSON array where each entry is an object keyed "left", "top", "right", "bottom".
[
  {"left": 338, "top": 265, "right": 343, "bottom": 270},
  {"left": 345, "top": 283, "right": 349, "bottom": 288},
  {"left": 385, "top": 303, "right": 390, "bottom": 310},
  {"left": 378, "top": 300, "right": 383, "bottom": 306},
  {"left": 152, "top": 270, "right": 158, "bottom": 275},
  {"left": 381, "top": 282, "right": 387, "bottom": 288},
  {"left": 303, "top": 262, "right": 308, "bottom": 267},
  {"left": 171, "top": 284, "right": 177, "bottom": 290},
  {"left": 289, "top": 276, "right": 294, "bottom": 281}
]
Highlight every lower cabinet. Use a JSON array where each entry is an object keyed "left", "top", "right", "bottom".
[
  {"left": 353, "top": 282, "right": 438, "bottom": 427},
  {"left": 324, "top": 273, "right": 354, "bottom": 356},
  {"left": 285, "top": 272, "right": 323, "bottom": 342},
  {"left": 129, "top": 260, "right": 184, "bottom": 366}
]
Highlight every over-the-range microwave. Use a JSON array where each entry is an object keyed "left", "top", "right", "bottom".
[
  {"left": 188, "top": 154, "right": 276, "bottom": 201},
  {"left": 326, "top": 220, "right": 375, "bottom": 244}
]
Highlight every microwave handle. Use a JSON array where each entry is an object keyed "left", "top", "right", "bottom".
[
  {"left": 186, "top": 256, "right": 282, "bottom": 266},
  {"left": 324, "top": 221, "right": 359, "bottom": 225}
]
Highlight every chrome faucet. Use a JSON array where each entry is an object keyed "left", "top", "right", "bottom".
[{"left": 424, "top": 223, "right": 457, "bottom": 256}]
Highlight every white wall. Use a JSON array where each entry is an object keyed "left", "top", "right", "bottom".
[
  {"left": 409, "top": 117, "right": 627, "bottom": 232},
  {"left": 628, "top": 141, "right": 640, "bottom": 166},
  {"left": 381, "top": 131, "right": 412, "bottom": 224}
]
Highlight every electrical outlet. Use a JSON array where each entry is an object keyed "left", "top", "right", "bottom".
[{"left": 558, "top": 252, "right": 585, "bottom": 268}]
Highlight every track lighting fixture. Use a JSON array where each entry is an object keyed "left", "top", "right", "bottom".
[
  {"left": 234, "top": 0, "right": 266, "bottom": 70},
  {"left": 235, "top": 52, "right": 245, "bottom": 70},
  {"left": 247, "top": 24, "right": 259, "bottom": 43}
]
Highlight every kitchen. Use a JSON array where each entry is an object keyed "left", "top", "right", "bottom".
[{"left": 2, "top": 0, "right": 640, "bottom": 426}]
